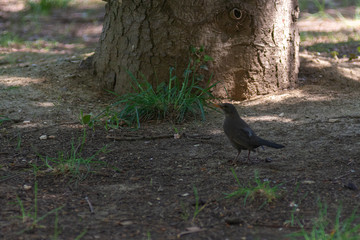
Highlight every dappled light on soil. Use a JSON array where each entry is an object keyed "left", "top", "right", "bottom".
[
  {"left": 0, "top": 76, "right": 45, "bottom": 86},
  {"left": 245, "top": 115, "right": 293, "bottom": 123},
  {"left": 1, "top": 1, "right": 360, "bottom": 239},
  {"left": 299, "top": 18, "right": 360, "bottom": 32},
  {"left": 33, "top": 101, "right": 56, "bottom": 107}
]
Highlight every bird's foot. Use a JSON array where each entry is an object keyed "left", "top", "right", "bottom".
[
  {"left": 227, "top": 159, "right": 239, "bottom": 166},
  {"left": 227, "top": 158, "right": 250, "bottom": 165},
  {"left": 241, "top": 157, "right": 260, "bottom": 164}
]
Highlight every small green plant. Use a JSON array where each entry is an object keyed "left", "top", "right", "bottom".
[
  {"left": 192, "top": 186, "right": 207, "bottom": 221},
  {"left": 79, "top": 110, "right": 94, "bottom": 129},
  {"left": 299, "top": 0, "right": 311, "bottom": 12},
  {"left": 180, "top": 186, "right": 207, "bottom": 222},
  {"left": 0, "top": 32, "right": 23, "bottom": 47},
  {"left": 284, "top": 183, "right": 309, "bottom": 227},
  {"left": 0, "top": 115, "right": 11, "bottom": 125},
  {"left": 16, "top": 181, "right": 64, "bottom": 232},
  {"left": 3, "top": 86, "right": 21, "bottom": 91},
  {"left": 225, "top": 169, "right": 281, "bottom": 208},
  {"left": 290, "top": 201, "right": 360, "bottom": 240},
  {"left": 356, "top": 6, "right": 360, "bottom": 20},
  {"left": 26, "top": 0, "right": 72, "bottom": 14},
  {"left": 349, "top": 53, "right": 358, "bottom": 61},
  {"left": 300, "top": 0, "right": 332, "bottom": 19},
  {"left": 91, "top": 46, "right": 217, "bottom": 128},
  {"left": 39, "top": 130, "right": 108, "bottom": 183},
  {"left": 313, "top": 0, "right": 326, "bottom": 14},
  {"left": 74, "top": 229, "right": 87, "bottom": 240},
  {"left": 79, "top": 110, "right": 92, "bottom": 125},
  {"left": 16, "top": 183, "right": 86, "bottom": 238},
  {"left": 330, "top": 51, "right": 339, "bottom": 59},
  {"left": 16, "top": 134, "right": 22, "bottom": 151},
  {"left": 53, "top": 210, "right": 60, "bottom": 239}
]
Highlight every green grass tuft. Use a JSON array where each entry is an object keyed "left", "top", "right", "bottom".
[
  {"left": 0, "top": 32, "right": 23, "bottom": 47},
  {"left": 16, "top": 181, "right": 64, "bottom": 232},
  {"left": 91, "top": 48, "right": 218, "bottom": 128},
  {"left": 290, "top": 201, "right": 360, "bottom": 240},
  {"left": 180, "top": 185, "right": 207, "bottom": 222},
  {"left": 225, "top": 169, "right": 281, "bottom": 208},
  {"left": 26, "top": 0, "right": 72, "bottom": 14},
  {"left": 0, "top": 115, "right": 11, "bottom": 125},
  {"left": 38, "top": 129, "right": 108, "bottom": 183}
]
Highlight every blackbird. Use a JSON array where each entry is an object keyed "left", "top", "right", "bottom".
[{"left": 215, "top": 103, "right": 284, "bottom": 163}]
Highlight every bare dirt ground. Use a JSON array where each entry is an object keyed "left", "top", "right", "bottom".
[{"left": 1, "top": 2, "right": 360, "bottom": 239}]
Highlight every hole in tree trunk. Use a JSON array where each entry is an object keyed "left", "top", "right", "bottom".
[{"left": 230, "top": 8, "right": 242, "bottom": 20}]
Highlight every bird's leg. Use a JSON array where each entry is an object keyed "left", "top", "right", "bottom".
[
  {"left": 247, "top": 150, "right": 251, "bottom": 162},
  {"left": 233, "top": 150, "right": 241, "bottom": 164}
]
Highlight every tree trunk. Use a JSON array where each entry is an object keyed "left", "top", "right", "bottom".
[{"left": 93, "top": 0, "right": 300, "bottom": 100}]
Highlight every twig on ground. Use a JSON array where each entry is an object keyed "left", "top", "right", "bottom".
[
  {"left": 85, "top": 196, "right": 94, "bottom": 214},
  {"left": 177, "top": 227, "right": 205, "bottom": 238},
  {"left": 252, "top": 223, "right": 310, "bottom": 230},
  {"left": 106, "top": 134, "right": 174, "bottom": 141},
  {"left": 334, "top": 172, "right": 352, "bottom": 180},
  {"left": 106, "top": 133, "right": 212, "bottom": 141}
]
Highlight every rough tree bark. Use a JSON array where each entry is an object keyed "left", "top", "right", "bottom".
[{"left": 93, "top": 0, "right": 299, "bottom": 100}]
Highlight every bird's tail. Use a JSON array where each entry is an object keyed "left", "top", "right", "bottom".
[{"left": 256, "top": 138, "right": 285, "bottom": 149}]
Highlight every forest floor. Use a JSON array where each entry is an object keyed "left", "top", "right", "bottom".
[{"left": 1, "top": 1, "right": 360, "bottom": 239}]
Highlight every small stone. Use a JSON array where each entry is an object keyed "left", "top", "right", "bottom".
[
  {"left": 39, "top": 135, "right": 47, "bottom": 140},
  {"left": 328, "top": 118, "right": 340, "bottom": 123},
  {"left": 303, "top": 180, "right": 315, "bottom": 184},
  {"left": 23, "top": 184, "right": 32, "bottom": 190},
  {"left": 119, "top": 220, "right": 133, "bottom": 226}
]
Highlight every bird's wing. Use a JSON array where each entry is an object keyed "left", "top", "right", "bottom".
[
  {"left": 226, "top": 125, "right": 255, "bottom": 149},
  {"left": 241, "top": 126, "right": 253, "bottom": 138}
]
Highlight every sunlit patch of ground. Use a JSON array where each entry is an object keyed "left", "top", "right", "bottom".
[{"left": 1, "top": 2, "right": 360, "bottom": 239}]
